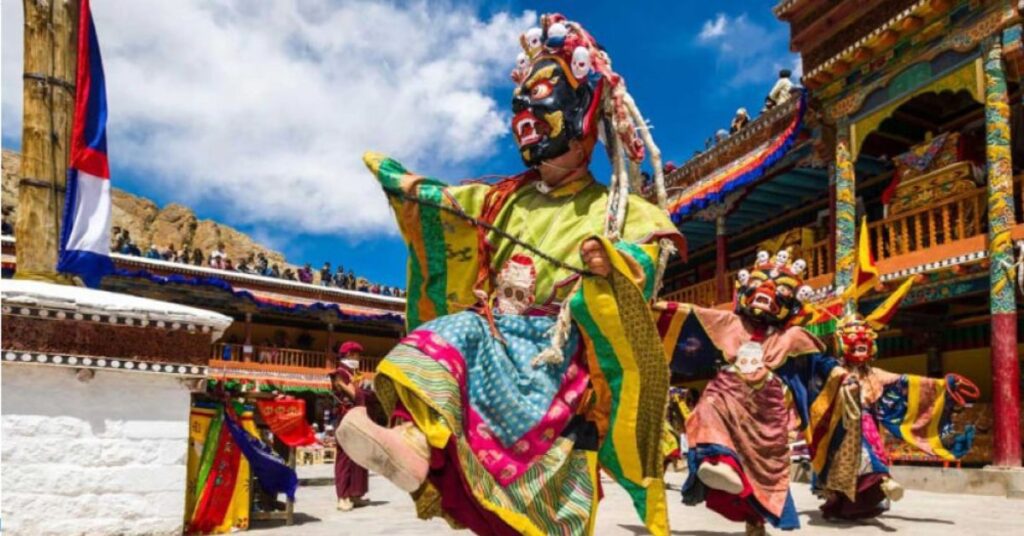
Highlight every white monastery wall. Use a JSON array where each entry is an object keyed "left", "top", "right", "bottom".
[{"left": 1, "top": 365, "right": 191, "bottom": 535}]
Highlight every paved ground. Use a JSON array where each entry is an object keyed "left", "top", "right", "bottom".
[{"left": 250, "top": 465, "right": 1023, "bottom": 535}]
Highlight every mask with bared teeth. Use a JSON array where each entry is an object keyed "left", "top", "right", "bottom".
[
  {"left": 509, "top": 14, "right": 639, "bottom": 168},
  {"left": 735, "top": 249, "right": 805, "bottom": 327},
  {"left": 836, "top": 314, "right": 877, "bottom": 365}
]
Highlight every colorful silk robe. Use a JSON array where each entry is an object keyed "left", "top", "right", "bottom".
[
  {"left": 657, "top": 304, "right": 825, "bottom": 530},
  {"left": 365, "top": 153, "right": 684, "bottom": 536},
  {"left": 186, "top": 402, "right": 258, "bottom": 534},
  {"left": 806, "top": 355, "right": 974, "bottom": 518}
]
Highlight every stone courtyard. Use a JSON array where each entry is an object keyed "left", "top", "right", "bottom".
[{"left": 249, "top": 465, "right": 1024, "bottom": 535}]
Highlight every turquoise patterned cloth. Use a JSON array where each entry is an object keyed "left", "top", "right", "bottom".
[{"left": 424, "top": 311, "right": 577, "bottom": 447}]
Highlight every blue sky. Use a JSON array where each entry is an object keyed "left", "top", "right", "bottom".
[{"left": 1, "top": 1, "right": 797, "bottom": 287}]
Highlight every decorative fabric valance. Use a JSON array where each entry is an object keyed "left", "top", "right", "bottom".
[
  {"left": 850, "top": 59, "right": 983, "bottom": 159},
  {"left": 114, "top": 268, "right": 404, "bottom": 325},
  {"left": 668, "top": 94, "right": 806, "bottom": 222}
]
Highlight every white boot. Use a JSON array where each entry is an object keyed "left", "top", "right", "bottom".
[
  {"left": 880, "top": 477, "right": 904, "bottom": 502},
  {"left": 337, "top": 497, "right": 353, "bottom": 511},
  {"left": 697, "top": 461, "right": 744, "bottom": 495},
  {"left": 337, "top": 407, "right": 430, "bottom": 493}
]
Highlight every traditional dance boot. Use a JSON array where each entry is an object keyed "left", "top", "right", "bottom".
[
  {"left": 880, "top": 477, "right": 905, "bottom": 502},
  {"left": 745, "top": 521, "right": 767, "bottom": 536},
  {"left": 697, "top": 461, "right": 744, "bottom": 495},
  {"left": 337, "top": 406, "right": 429, "bottom": 493},
  {"left": 337, "top": 497, "right": 354, "bottom": 511}
]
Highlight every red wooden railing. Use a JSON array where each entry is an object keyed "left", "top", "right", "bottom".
[{"left": 664, "top": 176, "right": 1023, "bottom": 307}]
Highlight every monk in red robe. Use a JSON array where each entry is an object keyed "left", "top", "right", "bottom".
[{"left": 331, "top": 342, "right": 369, "bottom": 511}]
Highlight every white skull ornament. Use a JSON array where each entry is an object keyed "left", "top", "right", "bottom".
[
  {"left": 756, "top": 250, "right": 770, "bottom": 266},
  {"left": 796, "top": 285, "right": 814, "bottom": 302},
  {"left": 792, "top": 259, "right": 807, "bottom": 275},
  {"left": 523, "top": 28, "right": 543, "bottom": 55},
  {"left": 571, "top": 46, "right": 591, "bottom": 79},
  {"left": 512, "top": 52, "right": 530, "bottom": 83},
  {"left": 495, "top": 255, "right": 537, "bottom": 316},
  {"left": 774, "top": 250, "right": 790, "bottom": 266}
]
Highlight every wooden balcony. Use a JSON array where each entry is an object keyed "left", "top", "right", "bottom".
[
  {"left": 213, "top": 343, "right": 330, "bottom": 369},
  {"left": 664, "top": 178, "right": 1024, "bottom": 308},
  {"left": 209, "top": 342, "right": 384, "bottom": 382},
  {"left": 869, "top": 187, "right": 983, "bottom": 261},
  {"left": 664, "top": 238, "right": 832, "bottom": 307}
]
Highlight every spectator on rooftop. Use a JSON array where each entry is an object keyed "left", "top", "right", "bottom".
[
  {"left": 282, "top": 267, "right": 297, "bottom": 281},
  {"left": 346, "top": 270, "right": 356, "bottom": 290},
  {"left": 237, "top": 258, "right": 252, "bottom": 273},
  {"left": 333, "top": 266, "right": 346, "bottom": 287},
  {"left": 320, "top": 262, "right": 332, "bottom": 287},
  {"left": 715, "top": 129, "right": 728, "bottom": 144},
  {"left": 224, "top": 258, "right": 235, "bottom": 271},
  {"left": 145, "top": 244, "right": 162, "bottom": 260},
  {"left": 118, "top": 229, "right": 140, "bottom": 256},
  {"left": 191, "top": 248, "right": 204, "bottom": 266},
  {"left": 178, "top": 245, "right": 191, "bottom": 264},
  {"left": 298, "top": 263, "right": 314, "bottom": 284},
  {"left": 210, "top": 243, "right": 227, "bottom": 269},
  {"left": 162, "top": 244, "right": 177, "bottom": 261},
  {"left": 730, "top": 107, "right": 750, "bottom": 133},
  {"left": 110, "top": 226, "right": 123, "bottom": 250},
  {"left": 270, "top": 264, "right": 281, "bottom": 278},
  {"left": 764, "top": 68, "right": 794, "bottom": 111}
]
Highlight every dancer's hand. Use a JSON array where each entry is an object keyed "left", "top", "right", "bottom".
[{"left": 581, "top": 239, "right": 610, "bottom": 277}]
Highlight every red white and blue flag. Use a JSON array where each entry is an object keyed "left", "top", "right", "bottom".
[{"left": 58, "top": 0, "right": 113, "bottom": 287}]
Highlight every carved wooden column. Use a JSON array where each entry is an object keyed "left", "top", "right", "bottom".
[
  {"left": 833, "top": 122, "right": 857, "bottom": 291},
  {"left": 983, "top": 41, "right": 1021, "bottom": 467}
]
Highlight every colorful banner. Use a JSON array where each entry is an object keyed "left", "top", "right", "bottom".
[
  {"left": 114, "top": 268, "right": 404, "bottom": 325},
  {"left": 186, "top": 403, "right": 256, "bottom": 535},
  {"left": 256, "top": 399, "right": 318, "bottom": 447},
  {"left": 668, "top": 92, "right": 806, "bottom": 221},
  {"left": 224, "top": 410, "right": 298, "bottom": 501},
  {"left": 189, "top": 420, "right": 242, "bottom": 534},
  {"left": 57, "top": 0, "right": 114, "bottom": 286}
]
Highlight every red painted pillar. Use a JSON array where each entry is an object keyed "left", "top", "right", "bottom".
[
  {"left": 984, "top": 43, "right": 1021, "bottom": 467},
  {"left": 715, "top": 216, "right": 729, "bottom": 304},
  {"left": 991, "top": 314, "right": 1021, "bottom": 466}
]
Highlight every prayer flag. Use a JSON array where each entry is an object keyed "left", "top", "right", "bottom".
[{"left": 58, "top": 0, "right": 114, "bottom": 287}]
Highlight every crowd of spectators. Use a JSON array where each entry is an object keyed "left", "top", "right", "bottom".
[{"left": 109, "top": 226, "right": 405, "bottom": 297}]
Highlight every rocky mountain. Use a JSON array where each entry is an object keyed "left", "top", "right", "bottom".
[{"left": 2, "top": 149, "right": 291, "bottom": 268}]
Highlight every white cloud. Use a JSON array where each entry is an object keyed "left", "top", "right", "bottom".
[
  {"left": 695, "top": 12, "right": 797, "bottom": 88},
  {"left": 698, "top": 14, "right": 728, "bottom": 41},
  {"left": 2, "top": 1, "right": 534, "bottom": 236}
]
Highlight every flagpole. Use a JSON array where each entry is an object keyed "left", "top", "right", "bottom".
[{"left": 14, "top": 0, "right": 80, "bottom": 283}]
